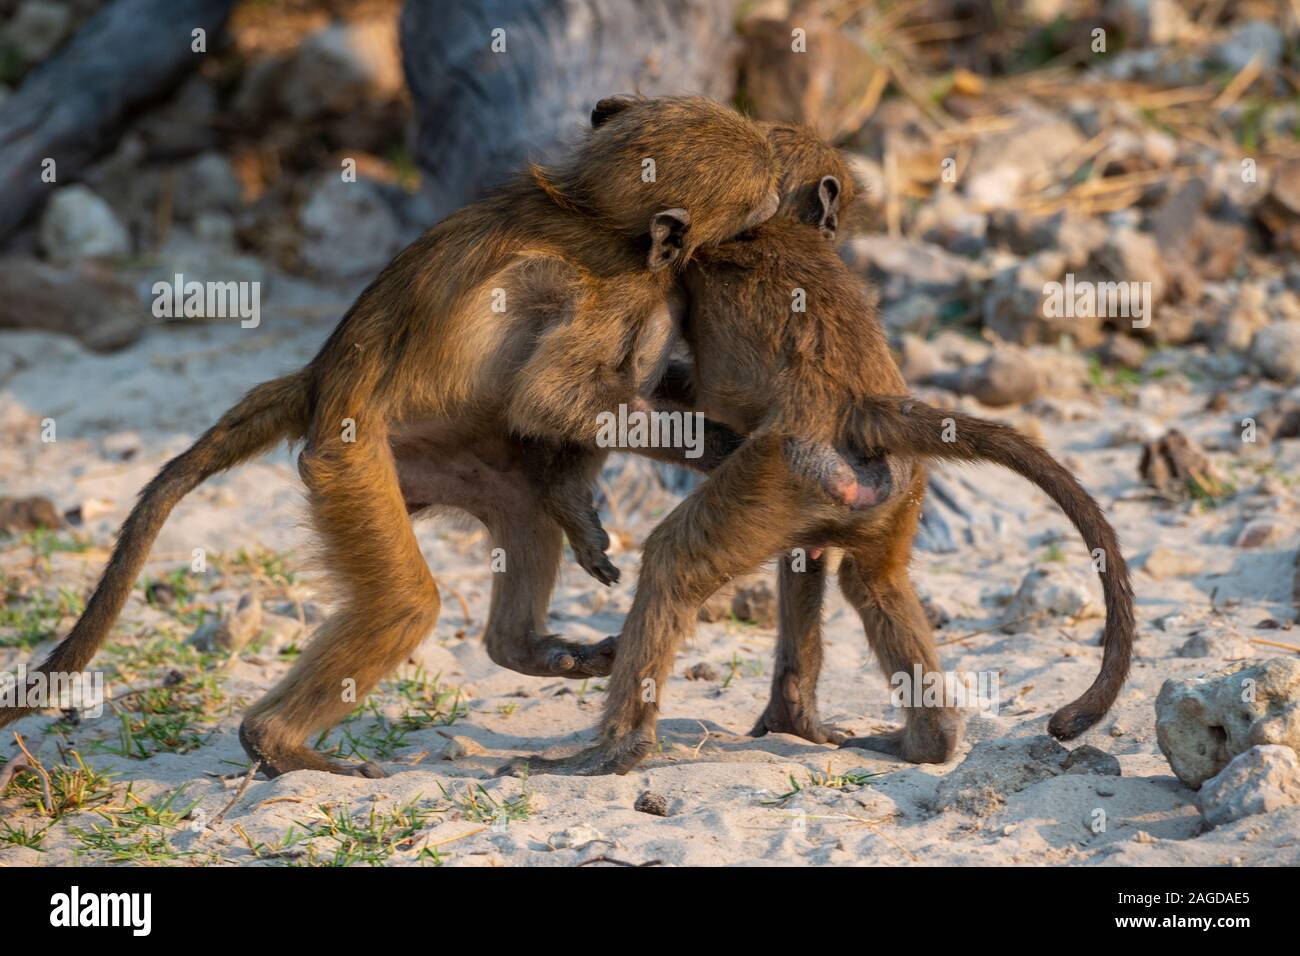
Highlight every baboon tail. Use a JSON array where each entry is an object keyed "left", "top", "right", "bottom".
[
  {"left": 0, "top": 371, "right": 311, "bottom": 727},
  {"left": 848, "top": 395, "right": 1134, "bottom": 740}
]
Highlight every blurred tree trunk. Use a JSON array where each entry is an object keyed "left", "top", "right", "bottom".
[
  {"left": 0, "top": 0, "right": 236, "bottom": 240},
  {"left": 400, "top": 0, "right": 740, "bottom": 223}
]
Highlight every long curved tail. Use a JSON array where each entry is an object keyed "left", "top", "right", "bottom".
[
  {"left": 1, "top": 371, "right": 311, "bottom": 728},
  {"left": 847, "top": 395, "right": 1135, "bottom": 740}
]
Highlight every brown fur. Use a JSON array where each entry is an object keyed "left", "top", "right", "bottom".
[
  {"left": 503, "top": 124, "right": 1134, "bottom": 776},
  {"left": 1, "top": 96, "right": 780, "bottom": 779}
]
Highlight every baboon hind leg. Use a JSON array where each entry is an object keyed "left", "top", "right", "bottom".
[
  {"left": 749, "top": 552, "right": 846, "bottom": 744},
  {"left": 480, "top": 494, "right": 616, "bottom": 678},
  {"left": 240, "top": 423, "right": 440, "bottom": 778},
  {"left": 837, "top": 545, "right": 962, "bottom": 764}
]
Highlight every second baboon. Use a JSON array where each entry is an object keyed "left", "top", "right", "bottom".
[{"left": 502, "top": 124, "right": 1135, "bottom": 776}]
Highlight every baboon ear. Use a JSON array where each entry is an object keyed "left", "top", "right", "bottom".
[
  {"left": 591, "top": 95, "right": 637, "bottom": 128},
  {"left": 648, "top": 208, "right": 690, "bottom": 272},
  {"left": 817, "top": 175, "right": 841, "bottom": 238}
]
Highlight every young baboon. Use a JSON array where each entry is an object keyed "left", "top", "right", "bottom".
[
  {"left": 0, "top": 96, "right": 782, "bottom": 778},
  {"left": 502, "top": 124, "right": 1135, "bottom": 776}
]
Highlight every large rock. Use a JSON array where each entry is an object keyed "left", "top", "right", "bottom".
[
  {"left": 1155, "top": 658, "right": 1300, "bottom": 788},
  {"left": 38, "top": 184, "right": 130, "bottom": 260},
  {"left": 400, "top": 0, "right": 738, "bottom": 223},
  {"left": 1198, "top": 745, "right": 1300, "bottom": 827}
]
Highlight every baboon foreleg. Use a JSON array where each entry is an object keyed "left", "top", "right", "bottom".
[
  {"left": 749, "top": 552, "right": 847, "bottom": 744},
  {"left": 241, "top": 422, "right": 440, "bottom": 778},
  {"left": 837, "top": 546, "right": 962, "bottom": 764}
]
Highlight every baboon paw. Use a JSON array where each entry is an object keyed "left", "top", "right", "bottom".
[{"left": 572, "top": 545, "right": 620, "bottom": 586}]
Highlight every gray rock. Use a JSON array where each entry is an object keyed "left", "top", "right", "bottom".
[
  {"left": 188, "top": 593, "right": 263, "bottom": 654},
  {"left": 983, "top": 251, "right": 1105, "bottom": 347},
  {"left": 297, "top": 176, "right": 402, "bottom": 279},
  {"left": 1177, "top": 630, "right": 1254, "bottom": 660},
  {"left": 1250, "top": 322, "right": 1300, "bottom": 384},
  {"left": 683, "top": 662, "right": 720, "bottom": 682},
  {"left": 1212, "top": 20, "right": 1285, "bottom": 73},
  {"left": 1062, "top": 745, "right": 1121, "bottom": 776},
  {"left": 843, "top": 236, "right": 970, "bottom": 305},
  {"left": 1139, "top": 546, "right": 1204, "bottom": 580},
  {"left": 1094, "top": 228, "right": 1166, "bottom": 312},
  {"left": 1198, "top": 745, "right": 1300, "bottom": 827},
  {"left": 933, "top": 736, "right": 1067, "bottom": 814},
  {"left": 171, "top": 153, "right": 243, "bottom": 221},
  {"left": 928, "top": 350, "right": 1042, "bottom": 407},
  {"left": 634, "top": 791, "right": 670, "bottom": 817},
  {"left": 1001, "top": 565, "right": 1103, "bottom": 633},
  {"left": 1098, "top": 334, "right": 1147, "bottom": 371},
  {"left": 0, "top": 255, "right": 141, "bottom": 351},
  {"left": 1155, "top": 657, "right": 1300, "bottom": 788},
  {"left": 38, "top": 185, "right": 130, "bottom": 260},
  {"left": 962, "top": 108, "right": 1084, "bottom": 210},
  {"left": 731, "top": 578, "right": 777, "bottom": 629},
  {"left": 915, "top": 191, "right": 987, "bottom": 256}
]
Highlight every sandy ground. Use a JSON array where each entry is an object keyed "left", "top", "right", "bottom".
[{"left": 2, "top": 299, "right": 1299, "bottom": 867}]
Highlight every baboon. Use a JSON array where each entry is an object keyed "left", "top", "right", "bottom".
[
  {"left": 501, "top": 123, "right": 1135, "bottom": 776},
  {"left": 0, "top": 96, "right": 782, "bottom": 778}
]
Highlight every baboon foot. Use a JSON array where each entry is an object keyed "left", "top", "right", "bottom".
[
  {"left": 539, "top": 634, "right": 618, "bottom": 678},
  {"left": 240, "top": 721, "right": 387, "bottom": 779},
  {"left": 841, "top": 711, "right": 961, "bottom": 764},
  {"left": 487, "top": 635, "right": 617, "bottom": 679},
  {"left": 749, "top": 676, "right": 847, "bottom": 744},
  {"left": 496, "top": 729, "right": 654, "bottom": 778}
]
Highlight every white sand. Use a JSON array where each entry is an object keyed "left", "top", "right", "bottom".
[{"left": 2, "top": 304, "right": 1299, "bottom": 866}]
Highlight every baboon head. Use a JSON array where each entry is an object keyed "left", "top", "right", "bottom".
[
  {"left": 763, "top": 122, "right": 858, "bottom": 239},
  {"left": 537, "top": 95, "right": 781, "bottom": 270}
]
